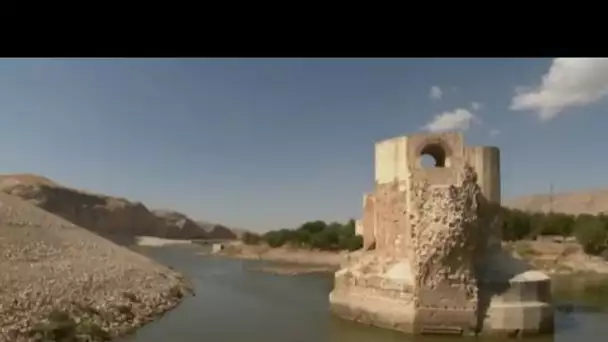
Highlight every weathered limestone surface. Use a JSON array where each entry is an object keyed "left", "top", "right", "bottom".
[{"left": 329, "top": 131, "right": 554, "bottom": 337}]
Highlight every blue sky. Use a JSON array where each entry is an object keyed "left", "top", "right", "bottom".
[{"left": 0, "top": 58, "right": 607, "bottom": 231}]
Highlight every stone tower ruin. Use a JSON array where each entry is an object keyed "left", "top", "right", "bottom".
[{"left": 329, "top": 131, "right": 554, "bottom": 337}]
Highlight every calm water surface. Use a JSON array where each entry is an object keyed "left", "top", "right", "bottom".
[{"left": 119, "top": 245, "right": 608, "bottom": 342}]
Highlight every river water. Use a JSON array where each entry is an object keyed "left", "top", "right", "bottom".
[{"left": 119, "top": 245, "right": 608, "bottom": 342}]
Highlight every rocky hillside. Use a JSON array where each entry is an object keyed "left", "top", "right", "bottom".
[
  {"left": 229, "top": 227, "right": 252, "bottom": 239},
  {"left": 152, "top": 210, "right": 209, "bottom": 239},
  {"left": 0, "top": 174, "right": 236, "bottom": 242},
  {"left": 0, "top": 190, "right": 192, "bottom": 341},
  {"left": 504, "top": 189, "right": 608, "bottom": 215},
  {"left": 196, "top": 220, "right": 237, "bottom": 240}
]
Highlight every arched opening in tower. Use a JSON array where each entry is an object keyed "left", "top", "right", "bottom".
[{"left": 420, "top": 143, "right": 447, "bottom": 168}]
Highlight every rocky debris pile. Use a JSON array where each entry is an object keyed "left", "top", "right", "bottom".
[{"left": 0, "top": 192, "right": 193, "bottom": 341}]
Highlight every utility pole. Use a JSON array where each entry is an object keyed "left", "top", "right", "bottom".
[{"left": 549, "top": 183, "right": 554, "bottom": 214}]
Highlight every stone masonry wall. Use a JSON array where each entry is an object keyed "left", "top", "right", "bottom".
[
  {"left": 372, "top": 181, "right": 408, "bottom": 257},
  {"left": 362, "top": 195, "right": 376, "bottom": 250},
  {"left": 409, "top": 166, "right": 482, "bottom": 311}
]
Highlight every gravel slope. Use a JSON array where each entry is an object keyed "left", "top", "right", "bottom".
[{"left": 0, "top": 192, "right": 192, "bottom": 341}]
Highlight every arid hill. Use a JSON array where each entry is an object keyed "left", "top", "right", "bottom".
[
  {"left": 196, "top": 220, "right": 237, "bottom": 240},
  {"left": 152, "top": 210, "right": 209, "bottom": 239},
  {"left": 0, "top": 190, "right": 191, "bottom": 341},
  {"left": 0, "top": 174, "right": 236, "bottom": 242},
  {"left": 229, "top": 227, "right": 253, "bottom": 239},
  {"left": 504, "top": 189, "right": 608, "bottom": 215}
]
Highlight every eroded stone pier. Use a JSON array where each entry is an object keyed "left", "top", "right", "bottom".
[{"left": 329, "top": 131, "right": 554, "bottom": 337}]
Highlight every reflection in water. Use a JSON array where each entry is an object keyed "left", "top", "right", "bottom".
[{"left": 119, "top": 245, "right": 608, "bottom": 342}]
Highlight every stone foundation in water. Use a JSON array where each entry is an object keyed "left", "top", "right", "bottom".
[
  {"left": 329, "top": 132, "right": 554, "bottom": 337},
  {"left": 329, "top": 252, "right": 554, "bottom": 336}
]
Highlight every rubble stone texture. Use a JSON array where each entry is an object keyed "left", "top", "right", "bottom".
[
  {"left": 0, "top": 191, "right": 193, "bottom": 341},
  {"left": 329, "top": 132, "right": 555, "bottom": 337}
]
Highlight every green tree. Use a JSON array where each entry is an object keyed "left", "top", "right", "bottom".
[
  {"left": 327, "top": 221, "right": 344, "bottom": 232},
  {"left": 528, "top": 212, "right": 547, "bottom": 239},
  {"left": 310, "top": 227, "right": 340, "bottom": 250},
  {"left": 298, "top": 220, "right": 327, "bottom": 235},
  {"left": 263, "top": 230, "right": 293, "bottom": 248},
  {"left": 256, "top": 204, "right": 608, "bottom": 255},
  {"left": 293, "top": 229, "right": 312, "bottom": 247},
  {"left": 343, "top": 219, "right": 356, "bottom": 234},
  {"left": 336, "top": 219, "right": 357, "bottom": 250},
  {"left": 340, "top": 235, "right": 363, "bottom": 251},
  {"left": 596, "top": 213, "right": 608, "bottom": 231},
  {"left": 501, "top": 208, "right": 532, "bottom": 241},
  {"left": 573, "top": 215, "right": 608, "bottom": 255},
  {"left": 242, "top": 232, "right": 262, "bottom": 245},
  {"left": 535, "top": 212, "right": 575, "bottom": 236}
]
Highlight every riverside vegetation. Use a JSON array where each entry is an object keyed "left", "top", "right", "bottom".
[
  {"left": 236, "top": 207, "right": 608, "bottom": 274},
  {"left": 500, "top": 207, "right": 608, "bottom": 256},
  {"left": 241, "top": 219, "right": 363, "bottom": 252}
]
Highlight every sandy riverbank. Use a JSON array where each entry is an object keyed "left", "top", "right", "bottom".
[
  {"left": 135, "top": 236, "right": 193, "bottom": 247},
  {"left": 216, "top": 240, "right": 608, "bottom": 277},
  {"left": 217, "top": 243, "right": 343, "bottom": 265},
  {"left": 504, "top": 239, "right": 608, "bottom": 276},
  {"left": 251, "top": 264, "right": 337, "bottom": 275},
  {"left": 214, "top": 243, "right": 343, "bottom": 275}
]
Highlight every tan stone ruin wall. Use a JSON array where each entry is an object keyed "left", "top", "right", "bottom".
[
  {"left": 331, "top": 131, "right": 554, "bottom": 337},
  {"left": 465, "top": 146, "right": 503, "bottom": 252},
  {"left": 334, "top": 264, "right": 415, "bottom": 301},
  {"left": 372, "top": 181, "right": 409, "bottom": 258},
  {"left": 355, "top": 219, "right": 363, "bottom": 236},
  {"left": 361, "top": 194, "right": 376, "bottom": 250},
  {"left": 407, "top": 166, "right": 482, "bottom": 331},
  {"left": 465, "top": 146, "right": 501, "bottom": 204}
]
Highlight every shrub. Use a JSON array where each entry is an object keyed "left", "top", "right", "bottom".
[
  {"left": 534, "top": 212, "right": 575, "bottom": 237},
  {"left": 514, "top": 242, "right": 540, "bottom": 258},
  {"left": 293, "top": 229, "right": 312, "bottom": 246},
  {"left": 500, "top": 208, "right": 577, "bottom": 240},
  {"left": 297, "top": 220, "right": 327, "bottom": 235},
  {"left": 261, "top": 219, "right": 362, "bottom": 252},
  {"left": 242, "top": 232, "right": 262, "bottom": 245},
  {"left": 573, "top": 215, "right": 608, "bottom": 255},
  {"left": 501, "top": 208, "right": 532, "bottom": 241},
  {"left": 30, "top": 310, "right": 110, "bottom": 342},
  {"left": 310, "top": 228, "right": 339, "bottom": 250},
  {"left": 262, "top": 231, "right": 286, "bottom": 248},
  {"left": 340, "top": 235, "right": 363, "bottom": 251},
  {"left": 263, "top": 229, "right": 295, "bottom": 248},
  {"left": 258, "top": 206, "right": 608, "bottom": 255}
]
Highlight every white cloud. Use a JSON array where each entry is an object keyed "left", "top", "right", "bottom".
[
  {"left": 471, "top": 101, "right": 483, "bottom": 110},
  {"left": 489, "top": 129, "right": 500, "bottom": 137},
  {"left": 429, "top": 85, "right": 443, "bottom": 100},
  {"left": 510, "top": 58, "right": 608, "bottom": 120},
  {"left": 423, "top": 108, "right": 477, "bottom": 133}
]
